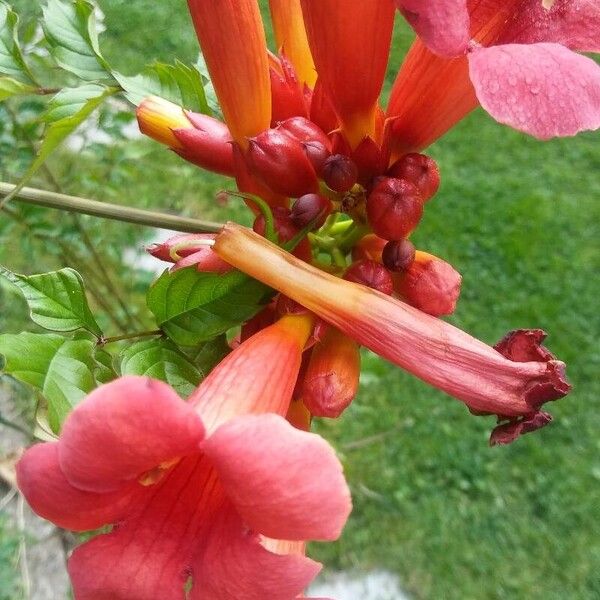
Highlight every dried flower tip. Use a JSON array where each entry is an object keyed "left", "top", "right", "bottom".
[
  {"left": 322, "top": 154, "right": 359, "bottom": 193},
  {"left": 382, "top": 239, "right": 416, "bottom": 272}
]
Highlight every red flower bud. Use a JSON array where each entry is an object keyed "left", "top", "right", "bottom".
[
  {"left": 247, "top": 129, "right": 318, "bottom": 198},
  {"left": 382, "top": 239, "right": 416, "bottom": 272},
  {"left": 269, "top": 55, "right": 309, "bottom": 125},
  {"left": 302, "top": 327, "right": 361, "bottom": 418},
  {"left": 321, "top": 154, "right": 358, "bottom": 193},
  {"left": 277, "top": 117, "right": 331, "bottom": 149},
  {"left": 388, "top": 153, "right": 440, "bottom": 202},
  {"left": 253, "top": 207, "right": 312, "bottom": 261},
  {"left": 366, "top": 177, "right": 423, "bottom": 240},
  {"left": 344, "top": 259, "right": 393, "bottom": 295},
  {"left": 291, "top": 194, "right": 332, "bottom": 229},
  {"left": 352, "top": 234, "right": 388, "bottom": 263},
  {"left": 302, "top": 140, "right": 331, "bottom": 174},
  {"left": 394, "top": 251, "right": 462, "bottom": 316}
]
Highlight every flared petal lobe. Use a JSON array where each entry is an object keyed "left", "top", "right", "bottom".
[
  {"left": 16, "top": 443, "right": 139, "bottom": 532},
  {"left": 204, "top": 414, "right": 351, "bottom": 541},
  {"left": 188, "top": 0, "right": 271, "bottom": 145},
  {"left": 468, "top": 43, "right": 600, "bottom": 139},
  {"left": 189, "top": 314, "right": 314, "bottom": 433},
  {"left": 213, "top": 225, "right": 571, "bottom": 442},
  {"left": 396, "top": 0, "right": 470, "bottom": 57},
  {"left": 269, "top": 0, "right": 317, "bottom": 86},
  {"left": 300, "top": 0, "right": 396, "bottom": 146},
  {"left": 58, "top": 377, "right": 205, "bottom": 493}
]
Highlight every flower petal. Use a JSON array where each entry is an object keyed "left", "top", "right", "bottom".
[
  {"left": 468, "top": 43, "right": 600, "bottom": 139},
  {"left": 395, "top": 0, "right": 470, "bottom": 57},
  {"left": 191, "top": 504, "right": 321, "bottom": 600},
  {"left": 59, "top": 377, "right": 205, "bottom": 493},
  {"left": 190, "top": 315, "right": 313, "bottom": 433},
  {"left": 68, "top": 455, "right": 225, "bottom": 600},
  {"left": 300, "top": 0, "right": 396, "bottom": 146},
  {"left": 187, "top": 0, "right": 271, "bottom": 145},
  {"left": 499, "top": 0, "right": 600, "bottom": 53},
  {"left": 213, "top": 224, "right": 571, "bottom": 440},
  {"left": 16, "top": 443, "right": 139, "bottom": 532},
  {"left": 204, "top": 414, "right": 351, "bottom": 541}
]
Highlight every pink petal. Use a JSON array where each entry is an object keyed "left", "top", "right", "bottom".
[
  {"left": 468, "top": 43, "right": 600, "bottom": 139},
  {"left": 191, "top": 505, "right": 321, "bottom": 600},
  {"left": 204, "top": 414, "right": 351, "bottom": 541},
  {"left": 500, "top": 0, "right": 600, "bottom": 53},
  {"left": 396, "top": 0, "right": 471, "bottom": 57},
  {"left": 69, "top": 455, "right": 226, "bottom": 600},
  {"left": 16, "top": 443, "right": 139, "bottom": 532},
  {"left": 59, "top": 376, "right": 205, "bottom": 493}
]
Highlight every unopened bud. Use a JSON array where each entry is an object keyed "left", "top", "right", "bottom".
[
  {"left": 351, "top": 234, "right": 387, "bottom": 263},
  {"left": 395, "top": 251, "right": 462, "bottom": 316},
  {"left": 388, "top": 153, "right": 440, "bottom": 202},
  {"left": 277, "top": 117, "right": 331, "bottom": 148},
  {"left": 302, "top": 140, "right": 331, "bottom": 174},
  {"left": 253, "top": 207, "right": 312, "bottom": 261},
  {"left": 247, "top": 129, "right": 318, "bottom": 198},
  {"left": 302, "top": 327, "right": 361, "bottom": 418},
  {"left": 291, "top": 194, "right": 332, "bottom": 229},
  {"left": 344, "top": 260, "right": 394, "bottom": 295},
  {"left": 321, "top": 154, "right": 358, "bottom": 193},
  {"left": 366, "top": 177, "right": 423, "bottom": 241},
  {"left": 382, "top": 239, "right": 416, "bottom": 272}
]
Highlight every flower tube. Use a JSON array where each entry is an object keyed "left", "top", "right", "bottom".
[{"left": 214, "top": 224, "right": 571, "bottom": 444}]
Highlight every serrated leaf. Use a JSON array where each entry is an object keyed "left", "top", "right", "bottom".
[
  {"left": 114, "top": 60, "right": 209, "bottom": 112},
  {"left": 196, "top": 53, "right": 220, "bottom": 117},
  {"left": 0, "top": 333, "right": 97, "bottom": 431},
  {"left": 147, "top": 269, "right": 270, "bottom": 347},
  {"left": 2, "top": 84, "right": 115, "bottom": 202},
  {"left": 120, "top": 338, "right": 202, "bottom": 398},
  {"left": 0, "top": 265, "right": 102, "bottom": 336},
  {"left": 0, "top": 76, "right": 35, "bottom": 101},
  {"left": 42, "top": 0, "right": 112, "bottom": 82},
  {"left": 0, "top": 2, "right": 36, "bottom": 84}
]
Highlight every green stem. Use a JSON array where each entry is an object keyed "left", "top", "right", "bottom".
[
  {"left": 339, "top": 223, "right": 370, "bottom": 252},
  {"left": 0, "top": 182, "right": 224, "bottom": 233},
  {"left": 99, "top": 329, "right": 163, "bottom": 345}
]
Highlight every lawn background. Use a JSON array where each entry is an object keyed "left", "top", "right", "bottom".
[{"left": 1, "top": 1, "right": 599, "bottom": 598}]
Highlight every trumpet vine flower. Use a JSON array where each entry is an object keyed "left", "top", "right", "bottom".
[{"left": 17, "top": 315, "right": 351, "bottom": 599}]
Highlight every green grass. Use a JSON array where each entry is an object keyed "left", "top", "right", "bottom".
[{"left": 5, "top": 2, "right": 600, "bottom": 599}]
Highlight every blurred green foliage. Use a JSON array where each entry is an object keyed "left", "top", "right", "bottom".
[{"left": 1, "top": 1, "right": 599, "bottom": 599}]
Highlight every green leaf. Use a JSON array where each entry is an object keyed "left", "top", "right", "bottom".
[
  {"left": 115, "top": 60, "right": 209, "bottom": 112},
  {"left": 0, "top": 76, "right": 35, "bottom": 101},
  {"left": 120, "top": 338, "right": 202, "bottom": 398},
  {"left": 2, "top": 84, "right": 115, "bottom": 202},
  {"left": 147, "top": 269, "right": 271, "bottom": 347},
  {"left": 0, "top": 2, "right": 36, "bottom": 84},
  {"left": 94, "top": 347, "right": 116, "bottom": 384},
  {"left": 196, "top": 53, "right": 220, "bottom": 117},
  {"left": 42, "top": 0, "right": 112, "bottom": 82},
  {"left": 0, "top": 333, "right": 97, "bottom": 431},
  {"left": 0, "top": 265, "right": 102, "bottom": 336}
]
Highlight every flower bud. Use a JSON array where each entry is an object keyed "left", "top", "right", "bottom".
[
  {"left": 344, "top": 259, "right": 393, "bottom": 295},
  {"left": 302, "top": 140, "right": 331, "bottom": 174},
  {"left": 366, "top": 177, "right": 423, "bottom": 240},
  {"left": 269, "top": 55, "right": 309, "bottom": 124},
  {"left": 277, "top": 117, "right": 331, "bottom": 149},
  {"left": 247, "top": 129, "right": 318, "bottom": 197},
  {"left": 321, "top": 154, "right": 358, "bottom": 193},
  {"left": 382, "top": 239, "right": 416, "bottom": 272},
  {"left": 388, "top": 153, "right": 440, "bottom": 202},
  {"left": 394, "top": 251, "right": 462, "bottom": 316},
  {"left": 253, "top": 207, "right": 312, "bottom": 261},
  {"left": 352, "top": 234, "right": 387, "bottom": 263},
  {"left": 291, "top": 194, "right": 332, "bottom": 229},
  {"left": 302, "top": 327, "right": 361, "bottom": 418}
]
